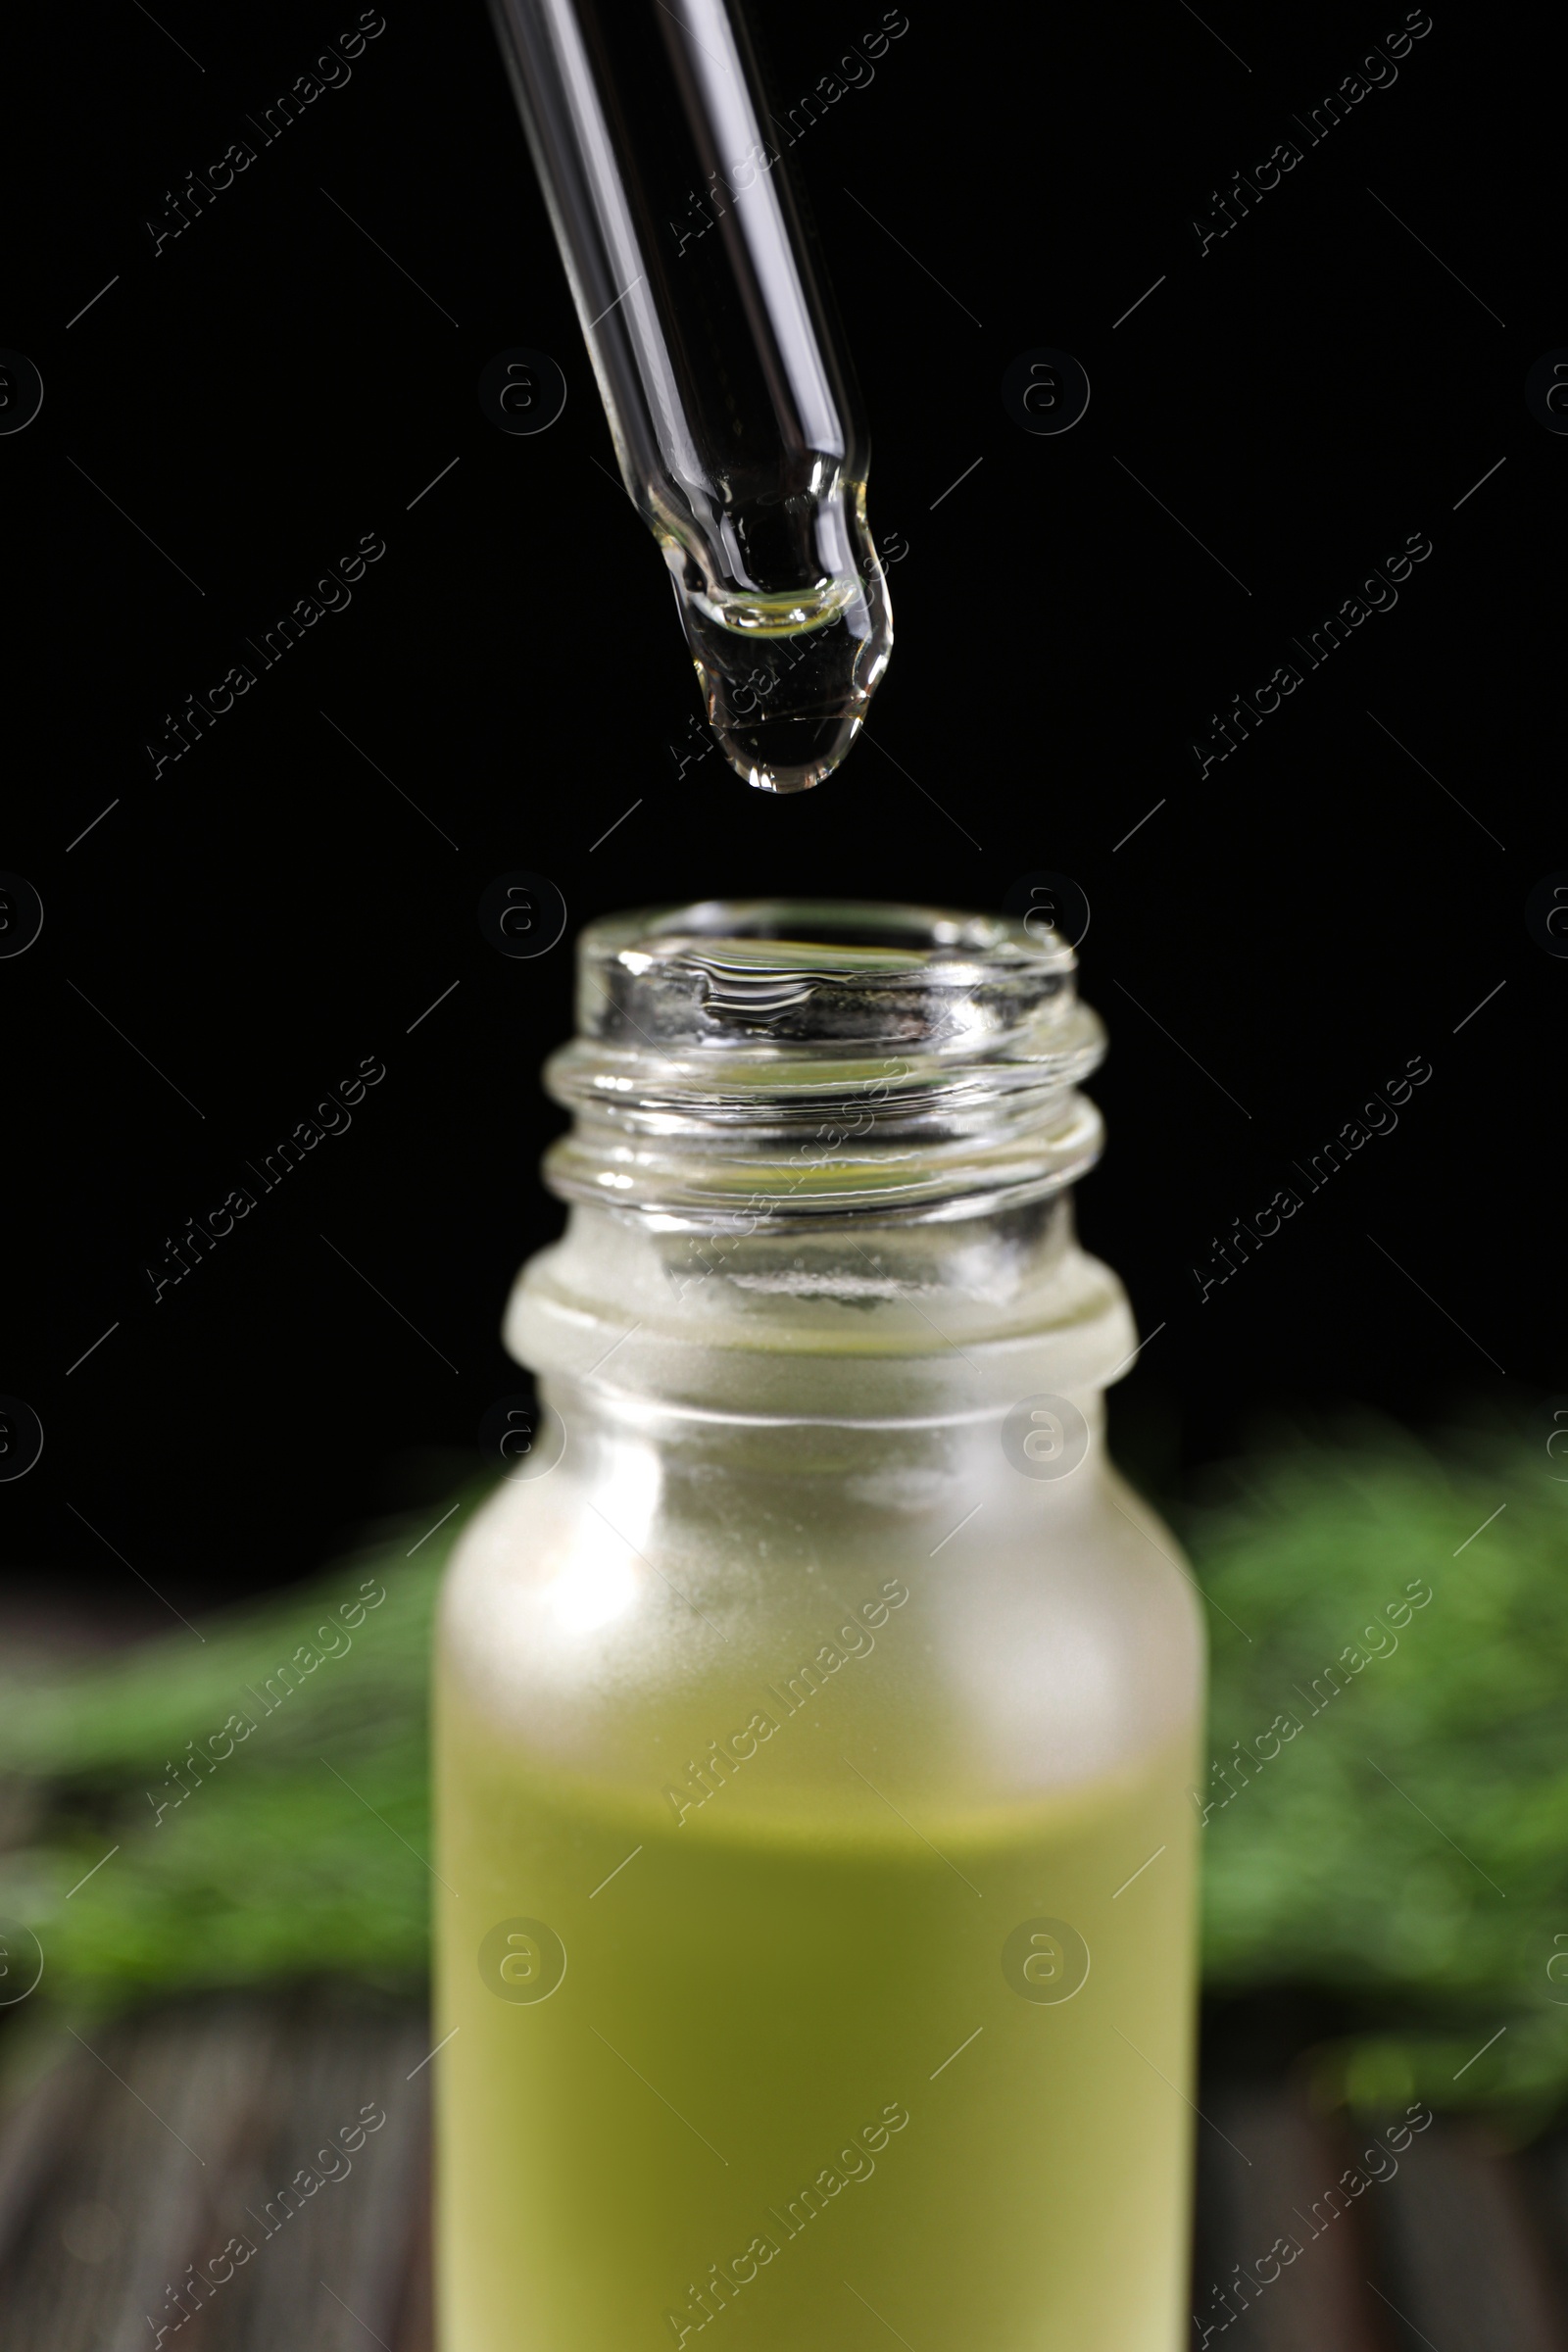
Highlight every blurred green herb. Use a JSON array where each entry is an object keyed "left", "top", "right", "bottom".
[
  {"left": 0, "top": 1533, "right": 441, "bottom": 2012},
  {"left": 2, "top": 1424, "right": 1564, "bottom": 2120},
  {"left": 1184, "top": 1414, "right": 1568, "bottom": 2124}
]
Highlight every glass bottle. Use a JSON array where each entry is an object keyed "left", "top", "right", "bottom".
[{"left": 435, "top": 900, "right": 1203, "bottom": 2352}]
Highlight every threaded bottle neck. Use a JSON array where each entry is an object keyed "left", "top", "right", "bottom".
[
  {"left": 541, "top": 900, "right": 1107, "bottom": 1228},
  {"left": 506, "top": 903, "right": 1139, "bottom": 1419}
]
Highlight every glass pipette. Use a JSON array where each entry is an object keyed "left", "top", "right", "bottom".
[{"left": 486, "top": 0, "right": 894, "bottom": 793}]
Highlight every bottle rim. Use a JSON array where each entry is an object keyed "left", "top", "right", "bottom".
[{"left": 542, "top": 899, "right": 1106, "bottom": 1229}]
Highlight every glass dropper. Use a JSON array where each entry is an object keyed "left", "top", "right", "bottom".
[{"left": 486, "top": 0, "right": 894, "bottom": 794}]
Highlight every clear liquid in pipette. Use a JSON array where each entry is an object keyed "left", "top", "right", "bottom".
[{"left": 668, "top": 534, "right": 893, "bottom": 796}]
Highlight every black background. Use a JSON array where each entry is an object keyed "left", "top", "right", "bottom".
[{"left": 5, "top": 0, "right": 1560, "bottom": 1618}]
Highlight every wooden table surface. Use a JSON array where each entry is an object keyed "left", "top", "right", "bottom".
[{"left": 1, "top": 1989, "right": 1565, "bottom": 2349}]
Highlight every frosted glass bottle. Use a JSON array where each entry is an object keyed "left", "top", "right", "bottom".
[{"left": 434, "top": 902, "right": 1203, "bottom": 2351}]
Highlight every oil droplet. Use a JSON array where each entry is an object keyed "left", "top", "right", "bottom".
[{"left": 667, "top": 528, "right": 893, "bottom": 795}]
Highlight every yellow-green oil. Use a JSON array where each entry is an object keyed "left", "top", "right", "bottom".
[{"left": 435, "top": 1667, "right": 1198, "bottom": 2352}]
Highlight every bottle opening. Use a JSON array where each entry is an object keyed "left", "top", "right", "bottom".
[{"left": 615, "top": 900, "right": 1007, "bottom": 956}]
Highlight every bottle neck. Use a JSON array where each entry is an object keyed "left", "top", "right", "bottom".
[
  {"left": 508, "top": 1192, "right": 1135, "bottom": 1425},
  {"left": 505, "top": 902, "right": 1138, "bottom": 1422}
]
